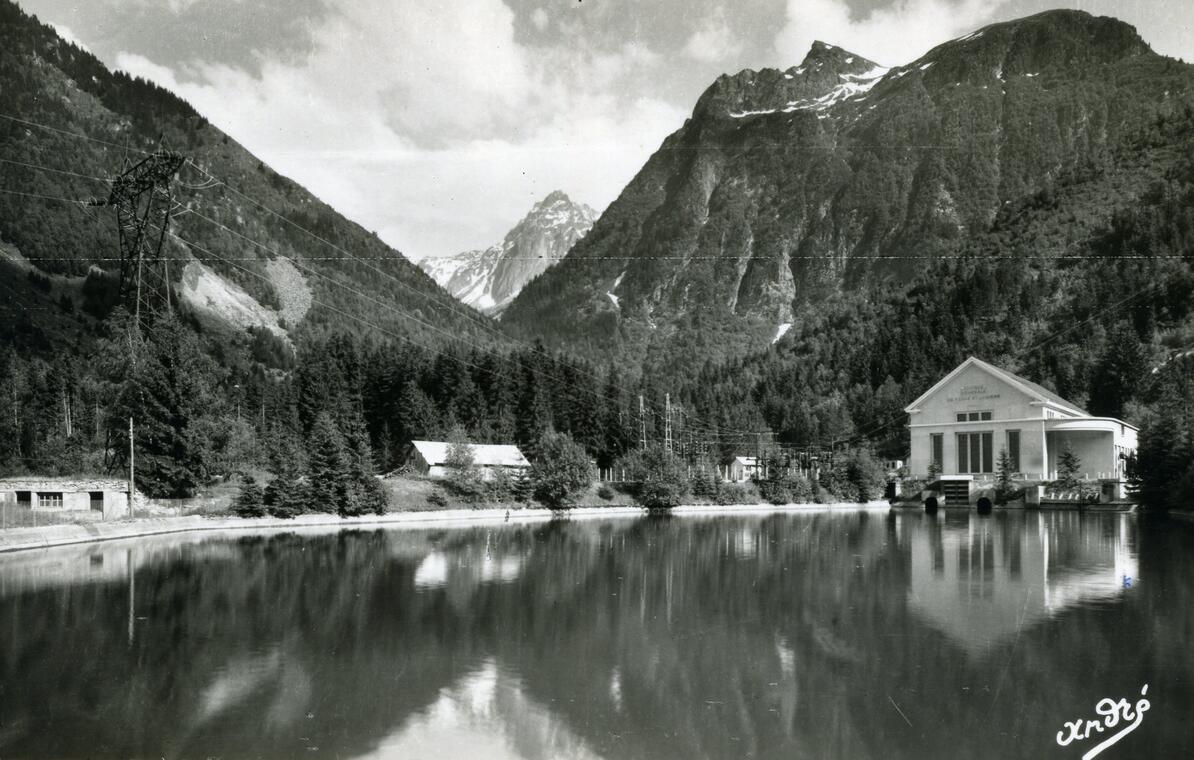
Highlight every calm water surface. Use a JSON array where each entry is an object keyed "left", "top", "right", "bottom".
[{"left": 1, "top": 510, "right": 1192, "bottom": 759}]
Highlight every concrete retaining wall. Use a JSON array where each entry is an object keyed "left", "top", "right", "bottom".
[{"left": 0, "top": 501, "right": 891, "bottom": 554}]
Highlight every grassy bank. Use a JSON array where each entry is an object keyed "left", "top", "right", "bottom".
[
  {"left": 380, "top": 477, "right": 635, "bottom": 512},
  {"left": 0, "top": 473, "right": 873, "bottom": 531}
]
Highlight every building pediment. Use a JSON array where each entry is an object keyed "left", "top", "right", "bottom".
[{"left": 905, "top": 357, "right": 1086, "bottom": 417}]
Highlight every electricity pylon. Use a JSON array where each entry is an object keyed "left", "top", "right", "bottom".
[{"left": 90, "top": 147, "right": 185, "bottom": 332}]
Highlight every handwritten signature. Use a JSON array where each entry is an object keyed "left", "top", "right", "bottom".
[{"left": 1056, "top": 685, "right": 1149, "bottom": 759}]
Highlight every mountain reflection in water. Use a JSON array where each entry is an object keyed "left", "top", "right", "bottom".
[{"left": 0, "top": 511, "right": 1191, "bottom": 759}]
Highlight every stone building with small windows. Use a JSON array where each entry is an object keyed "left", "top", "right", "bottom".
[
  {"left": 904, "top": 357, "right": 1138, "bottom": 483},
  {"left": 0, "top": 477, "right": 131, "bottom": 520}
]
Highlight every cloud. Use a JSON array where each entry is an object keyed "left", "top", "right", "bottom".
[
  {"left": 775, "top": 0, "right": 1007, "bottom": 67},
  {"left": 112, "top": 0, "right": 685, "bottom": 260},
  {"left": 683, "top": 12, "right": 743, "bottom": 62},
  {"left": 50, "top": 23, "right": 90, "bottom": 52}
]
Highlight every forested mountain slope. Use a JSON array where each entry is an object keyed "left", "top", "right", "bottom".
[
  {"left": 667, "top": 107, "right": 1194, "bottom": 471},
  {"left": 0, "top": 0, "right": 501, "bottom": 355},
  {"left": 502, "top": 10, "right": 1194, "bottom": 371}
]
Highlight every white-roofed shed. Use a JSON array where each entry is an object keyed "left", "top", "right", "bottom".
[{"left": 406, "top": 440, "right": 530, "bottom": 480}]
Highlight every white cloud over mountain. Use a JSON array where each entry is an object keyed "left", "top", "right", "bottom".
[{"left": 22, "top": 0, "right": 1194, "bottom": 259}]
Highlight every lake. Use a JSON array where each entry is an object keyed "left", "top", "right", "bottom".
[{"left": 0, "top": 509, "right": 1191, "bottom": 759}]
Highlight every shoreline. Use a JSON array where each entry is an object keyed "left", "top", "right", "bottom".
[{"left": 0, "top": 501, "right": 891, "bottom": 555}]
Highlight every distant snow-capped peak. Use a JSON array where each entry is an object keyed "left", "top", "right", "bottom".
[{"left": 419, "top": 191, "right": 596, "bottom": 314}]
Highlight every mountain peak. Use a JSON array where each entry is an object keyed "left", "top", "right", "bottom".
[
  {"left": 421, "top": 192, "right": 595, "bottom": 314},
  {"left": 801, "top": 41, "right": 877, "bottom": 71},
  {"left": 539, "top": 190, "right": 573, "bottom": 206},
  {"left": 694, "top": 42, "right": 885, "bottom": 120},
  {"left": 921, "top": 9, "right": 1153, "bottom": 75},
  {"left": 526, "top": 191, "right": 596, "bottom": 226},
  {"left": 502, "top": 10, "right": 1194, "bottom": 369}
]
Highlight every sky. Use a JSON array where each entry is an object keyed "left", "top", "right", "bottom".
[{"left": 17, "top": 0, "right": 1194, "bottom": 260}]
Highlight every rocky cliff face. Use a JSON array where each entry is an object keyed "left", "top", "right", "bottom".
[
  {"left": 501, "top": 10, "right": 1194, "bottom": 365},
  {"left": 420, "top": 191, "right": 595, "bottom": 314}
]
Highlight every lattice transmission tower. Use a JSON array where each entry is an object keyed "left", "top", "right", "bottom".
[{"left": 90, "top": 148, "right": 185, "bottom": 332}]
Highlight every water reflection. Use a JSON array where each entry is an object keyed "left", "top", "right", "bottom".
[
  {"left": 907, "top": 512, "right": 1138, "bottom": 657},
  {"left": 0, "top": 512, "right": 1189, "bottom": 759}
]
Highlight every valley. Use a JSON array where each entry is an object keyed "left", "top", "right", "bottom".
[{"left": 0, "top": 5, "right": 1192, "bottom": 516}]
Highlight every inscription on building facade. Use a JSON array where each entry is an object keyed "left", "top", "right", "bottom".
[{"left": 946, "top": 384, "right": 1002, "bottom": 403}]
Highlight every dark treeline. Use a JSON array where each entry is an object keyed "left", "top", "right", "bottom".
[
  {"left": 669, "top": 110, "right": 1194, "bottom": 509},
  {"left": 0, "top": 309, "right": 740, "bottom": 501},
  {"left": 2, "top": 8, "right": 1193, "bottom": 511}
]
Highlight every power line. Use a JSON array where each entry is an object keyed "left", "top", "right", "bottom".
[
  {"left": 11, "top": 253, "right": 1191, "bottom": 262},
  {"left": 6, "top": 154, "right": 1181, "bottom": 267},
  {"left": 0, "top": 125, "right": 816, "bottom": 440},
  {"left": 13, "top": 171, "right": 1171, "bottom": 446},
  {"left": 0, "top": 156, "right": 112, "bottom": 183},
  {"left": 156, "top": 223, "right": 673, "bottom": 430},
  {"left": 3, "top": 179, "right": 758, "bottom": 442},
  {"left": 183, "top": 205, "right": 512, "bottom": 347},
  {"left": 0, "top": 187, "right": 90, "bottom": 204},
  {"left": 0, "top": 111, "right": 153, "bottom": 155},
  {"left": 175, "top": 160, "right": 764, "bottom": 438}
]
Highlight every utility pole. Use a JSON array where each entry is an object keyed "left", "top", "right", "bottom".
[
  {"left": 128, "top": 416, "right": 135, "bottom": 517},
  {"left": 638, "top": 395, "right": 647, "bottom": 449},
  {"left": 756, "top": 432, "right": 763, "bottom": 480},
  {"left": 665, "top": 393, "right": 673, "bottom": 454}
]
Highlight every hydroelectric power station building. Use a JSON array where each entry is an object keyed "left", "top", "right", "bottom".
[{"left": 905, "top": 357, "right": 1137, "bottom": 483}]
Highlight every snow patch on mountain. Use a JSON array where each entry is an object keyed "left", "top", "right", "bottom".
[
  {"left": 729, "top": 63, "right": 889, "bottom": 118},
  {"left": 420, "top": 192, "right": 595, "bottom": 315},
  {"left": 606, "top": 271, "right": 625, "bottom": 309}
]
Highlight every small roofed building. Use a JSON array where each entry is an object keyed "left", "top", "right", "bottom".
[
  {"left": 406, "top": 441, "right": 530, "bottom": 481},
  {"left": 727, "top": 456, "right": 763, "bottom": 483},
  {"left": 905, "top": 357, "right": 1137, "bottom": 483},
  {"left": 883, "top": 459, "right": 906, "bottom": 475},
  {"left": 0, "top": 477, "right": 131, "bottom": 519}
]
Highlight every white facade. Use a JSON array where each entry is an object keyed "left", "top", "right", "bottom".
[
  {"left": 727, "top": 456, "right": 761, "bottom": 483},
  {"left": 905, "top": 357, "right": 1137, "bottom": 482}
]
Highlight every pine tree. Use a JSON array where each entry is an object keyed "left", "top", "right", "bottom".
[
  {"left": 306, "top": 413, "right": 349, "bottom": 514},
  {"left": 598, "top": 365, "right": 629, "bottom": 468},
  {"left": 515, "top": 360, "right": 551, "bottom": 457},
  {"left": 995, "top": 447, "right": 1015, "bottom": 504},
  {"left": 265, "top": 420, "right": 307, "bottom": 480},
  {"left": 234, "top": 474, "right": 266, "bottom": 518},
  {"left": 1056, "top": 443, "right": 1082, "bottom": 489},
  {"left": 263, "top": 475, "right": 302, "bottom": 519},
  {"left": 295, "top": 342, "right": 347, "bottom": 434},
  {"left": 1088, "top": 323, "right": 1148, "bottom": 419},
  {"left": 341, "top": 407, "right": 387, "bottom": 516},
  {"left": 116, "top": 315, "right": 218, "bottom": 498},
  {"left": 690, "top": 458, "right": 717, "bottom": 498},
  {"left": 1133, "top": 365, "right": 1194, "bottom": 510},
  {"left": 399, "top": 380, "right": 440, "bottom": 441}
]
